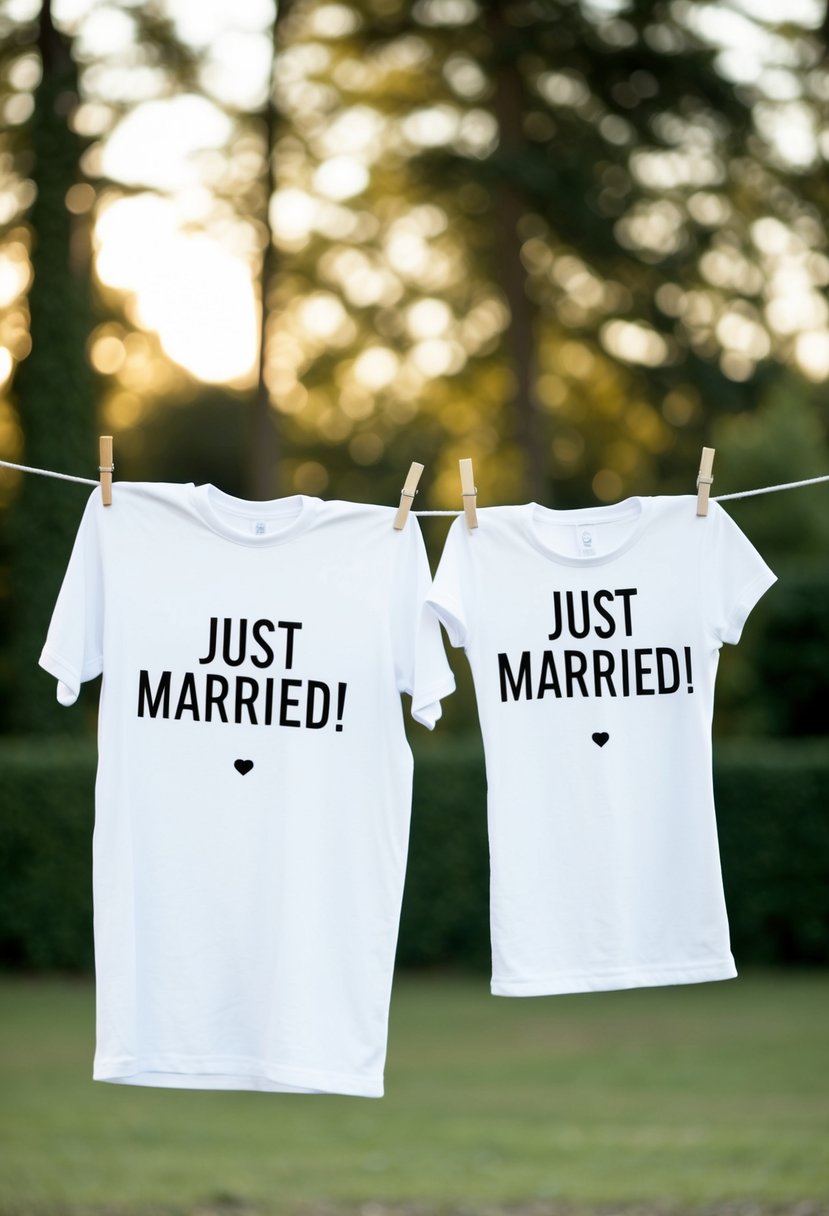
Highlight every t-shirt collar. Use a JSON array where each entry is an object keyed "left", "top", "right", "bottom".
[
  {"left": 524, "top": 496, "right": 650, "bottom": 566},
  {"left": 190, "top": 484, "right": 322, "bottom": 547}
]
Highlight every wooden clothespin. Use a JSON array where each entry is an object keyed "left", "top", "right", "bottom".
[
  {"left": 696, "top": 446, "right": 715, "bottom": 517},
  {"left": 393, "top": 462, "right": 424, "bottom": 530},
  {"left": 99, "top": 435, "right": 114, "bottom": 507},
  {"left": 459, "top": 457, "right": 478, "bottom": 529}
]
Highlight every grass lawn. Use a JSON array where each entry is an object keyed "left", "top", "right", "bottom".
[{"left": 0, "top": 970, "right": 827, "bottom": 1216}]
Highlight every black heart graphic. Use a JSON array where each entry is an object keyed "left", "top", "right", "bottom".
[
  {"left": 234, "top": 759, "right": 254, "bottom": 776},
  {"left": 592, "top": 733, "right": 609, "bottom": 748}
]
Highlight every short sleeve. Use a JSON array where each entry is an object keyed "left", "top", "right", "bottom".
[
  {"left": 702, "top": 502, "right": 777, "bottom": 646},
  {"left": 391, "top": 519, "right": 456, "bottom": 730},
  {"left": 426, "top": 515, "right": 475, "bottom": 649},
  {"left": 39, "top": 490, "right": 105, "bottom": 705}
]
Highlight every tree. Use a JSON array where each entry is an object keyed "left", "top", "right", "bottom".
[
  {"left": 0, "top": 0, "right": 216, "bottom": 727},
  {"left": 4, "top": 1, "right": 829, "bottom": 536},
  {"left": 4, "top": 0, "right": 96, "bottom": 733},
  {"left": 265, "top": 0, "right": 829, "bottom": 508},
  {"left": 250, "top": 0, "right": 297, "bottom": 498}
]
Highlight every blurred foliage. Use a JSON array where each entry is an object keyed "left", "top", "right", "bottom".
[
  {"left": 706, "top": 378, "right": 829, "bottom": 736},
  {"left": 712, "top": 376, "right": 829, "bottom": 557},
  {"left": 2, "top": 0, "right": 827, "bottom": 504},
  {"left": 0, "top": 0, "right": 827, "bottom": 736},
  {"left": 264, "top": 0, "right": 829, "bottom": 506},
  {"left": 752, "top": 564, "right": 829, "bottom": 737},
  {"left": 1, "top": 732, "right": 827, "bottom": 971},
  {"left": 2, "top": 3, "right": 97, "bottom": 733},
  {"left": 113, "top": 385, "right": 253, "bottom": 495}
]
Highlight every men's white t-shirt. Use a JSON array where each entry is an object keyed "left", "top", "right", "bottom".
[
  {"left": 428, "top": 496, "right": 776, "bottom": 996},
  {"left": 40, "top": 483, "right": 455, "bottom": 1097}
]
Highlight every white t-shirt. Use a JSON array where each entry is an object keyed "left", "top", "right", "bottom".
[
  {"left": 428, "top": 496, "right": 776, "bottom": 997},
  {"left": 40, "top": 483, "right": 455, "bottom": 1097}
]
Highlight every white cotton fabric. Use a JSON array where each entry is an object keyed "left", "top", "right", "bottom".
[
  {"left": 40, "top": 483, "right": 455, "bottom": 1097},
  {"left": 428, "top": 496, "right": 776, "bottom": 997}
]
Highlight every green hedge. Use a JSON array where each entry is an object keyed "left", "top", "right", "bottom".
[
  {"left": 0, "top": 737, "right": 96, "bottom": 969},
  {"left": 0, "top": 734, "right": 827, "bottom": 971}
]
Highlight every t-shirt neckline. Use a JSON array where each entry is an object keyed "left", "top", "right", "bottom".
[
  {"left": 524, "top": 496, "right": 650, "bottom": 566},
  {"left": 191, "top": 484, "right": 322, "bottom": 547}
]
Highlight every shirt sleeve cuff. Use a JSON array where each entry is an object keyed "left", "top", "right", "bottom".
[
  {"left": 722, "top": 568, "right": 777, "bottom": 645},
  {"left": 410, "top": 675, "right": 457, "bottom": 730},
  {"left": 39, "top": 648, "right": 102, "bottom": 706}
]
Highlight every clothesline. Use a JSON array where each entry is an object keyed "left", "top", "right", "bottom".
[
  {"left": 413, "top": 472, "right": 829, "bottom": 510},
  {"left": 0, "top": 457, "right": 828, "bottom": 508},
  {"left": 0, "top": 459, "right": 99, "bottom": 487}
]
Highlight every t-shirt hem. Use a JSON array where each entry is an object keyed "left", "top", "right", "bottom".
[
  {"left": 491, "top": 956, "right": 738, "bottom": 996},
  {"left": 93, "top": 1054, "right": 383, "bottom": 1098}
]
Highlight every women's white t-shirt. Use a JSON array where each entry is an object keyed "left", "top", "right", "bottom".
[
  {"left": 40, "top": 483, "right": 455, "bottom": 1096},
  {"left": 428, "top": 496, "right": 776, "bottom": 996}
]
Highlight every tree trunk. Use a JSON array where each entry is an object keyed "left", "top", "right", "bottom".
[
  {"left": 486, "top": 4, "right": 547, "bottom": 503},
  {"left": 248, "top": 1, "right": 290, "bottom": 500}
]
